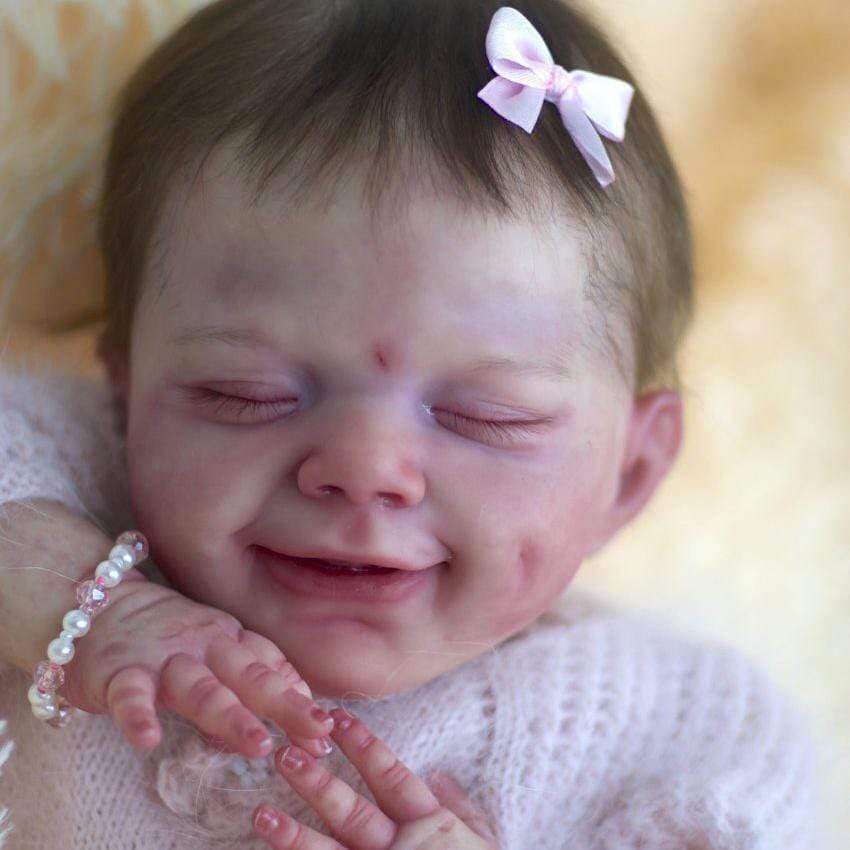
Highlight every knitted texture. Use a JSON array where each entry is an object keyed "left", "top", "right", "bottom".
[
  {"left": 0, "top": 366, "right": 825, "bottom": 849},
  {"left": 0, "top": 362, "right": 132, "bottom": 533}
]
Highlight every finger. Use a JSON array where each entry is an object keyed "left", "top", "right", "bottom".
[
  {"left": 158, "top": 652, "right": 273, "bottom": 758},
  {"left": 236, "top": 631, "right": 314, "bottom": 701},
  {"left": 328, "top": 707, "right": 440, "bottom": 822},
  {"left": 234, "top": 631, "right": 334, "bottom": 758},
  {"left": 252, "top": 804, "right": 347, "bottom": 850},
  {"left": 386, "top": 808, "right": 468, "bottom": 850},
  {"left": 428, "top": 773, "right": 497, "bottom": 843},
  {"left": 106, "top": 665, "right": 162, "bottom": 751},
  {"left": 230, "top": 629, "right": 326, "bottom": 758},
  {"left": 204, "top": 633, "right": 335, "bottom": 751},
  {"left": 274, "top": 744, "right": 397, "bottom": 848}
]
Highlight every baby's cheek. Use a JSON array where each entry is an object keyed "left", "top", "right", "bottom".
[
  {"left": 125, "top": 417, "right": 250, "bottom": 586},
  {"left": 515, "top": 537, "right": 546, "bottom": 598},
  {"left": 487, "top": 535, "right": 582, "bottom": 639},
  {"left": 129, "top": 410, "right": 257, "bottom": 529},
  {"left": 523, "top": 534, "right": 584, "bottom": 600}
]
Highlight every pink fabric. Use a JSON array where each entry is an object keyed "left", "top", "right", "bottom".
[{"left": 477, "top": 6, "right": 634, "bottom": 187}]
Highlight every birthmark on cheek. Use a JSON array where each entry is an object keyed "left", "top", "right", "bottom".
[
  {"left": 516, "top": 536, "right": 542, "bottom": 597},
  {"left": 488, "top": 537, "right": 544, "bottom": 639}
]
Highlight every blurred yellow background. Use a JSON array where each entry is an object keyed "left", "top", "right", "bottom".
[{"left": 1, "top": 1, "right": 847, "bottom": 846}]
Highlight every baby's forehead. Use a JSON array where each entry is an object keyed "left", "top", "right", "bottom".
[
  {"left": 144, "top": 144, "right": 623, "bottom": 383},
  {"left": 168, "top": 148, "right": 591, "bottom": 308}
]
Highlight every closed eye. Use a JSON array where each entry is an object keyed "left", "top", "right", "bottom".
[
  {"left": 189, "top": 388, "right": 295, "bottom": 421},
  {"left": 189, "top": 388, "right": 549, "bottom": 442},
  {"left": 432, "top": 409, "right": 548, "bottom": 443}
]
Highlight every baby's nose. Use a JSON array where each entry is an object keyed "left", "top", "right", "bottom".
[
  {"left": 296, "top": 433, "right": 425, "bottom": 509},
  {"left": 316, "top": 485, "right": 406, "bottom": 509}
]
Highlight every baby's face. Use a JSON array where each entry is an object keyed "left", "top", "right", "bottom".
[{"left": 123, "top": 145, "right": 635, "bottom": 699}]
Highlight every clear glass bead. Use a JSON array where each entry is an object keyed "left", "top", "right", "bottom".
[
  {"left": 76, "top": 579, "right": 109, "bottom": 616},
  {"left": 108, "top": 545, "right": 134, "bottom": 570},
  {"left": 116, "top": 531, "right": 149, "bottom": 564},
  {"left": 95, "top": 559, "right": 122, "bottom": 588},
  {"left": 34, "top": 661, "right": 64, "bottom": 691}
]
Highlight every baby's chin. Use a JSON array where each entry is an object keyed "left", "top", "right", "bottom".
[
  {"left": 295, "top": 650, "right": 426, "bottom": 704},
  {"left": 276, "top": 631, "right": 470, "bottom": 705}
]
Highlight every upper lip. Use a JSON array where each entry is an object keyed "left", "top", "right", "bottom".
[{"left": 263, "top": 546, "right": 440, "bottom": 572}]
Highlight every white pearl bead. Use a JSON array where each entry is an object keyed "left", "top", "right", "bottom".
[
  {"left": 110, "top": 556, "right": 131, "bottom": 574},
  {"left": 109, "top": 544, "right": 135, "bottom": 570},
  {"left": 32, "top": 702, "right": 58, "bottom": 720},
  {"left": 46, "top": 703, "right": 74, "bottom": 728},
  {"left": 47, "top": 636, "right": 75, "bottom": 665},
  {"left": 28, "top": 683, "right": 54, "bottom": 706},
  {"left": 95, "top": 559, "right": 123, "bottom": 587},
  {"left": 62, "top": 609, "right": 91, "bottom": 637}
]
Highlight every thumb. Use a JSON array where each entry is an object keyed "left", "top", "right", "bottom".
[{"left": 428, "top": 773, "right": 497, "bottom": 844}]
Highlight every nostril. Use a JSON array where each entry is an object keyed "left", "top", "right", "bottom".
[{"left": 316, "top": 486, "right": 401, "bottom": 507}]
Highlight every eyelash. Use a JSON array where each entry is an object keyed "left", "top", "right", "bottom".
[
  {"left": 440, "top": 410, "right": 540, "bottom": 441},
  {"left": 190, "top": 388, "right": 295, "bottom": 420},
  {"left": 190, "top": 389, "right": 543, "bottom": 440}
]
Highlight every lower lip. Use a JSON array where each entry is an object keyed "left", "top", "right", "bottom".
[{"left": 256, "top": 547, "right": 441, "bottom": 603}]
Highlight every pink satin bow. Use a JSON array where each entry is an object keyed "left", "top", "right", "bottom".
[{"left": 477, "top": 6, "right": 635, "bottom": 188}]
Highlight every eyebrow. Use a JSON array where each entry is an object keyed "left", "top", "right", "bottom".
[{"left": 167, "top": 325, "right": 573, "bottom": 380}]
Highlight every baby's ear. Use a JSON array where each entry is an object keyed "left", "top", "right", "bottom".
[{"left": 590, "top": 389, "right": 684, "bottom": 554}]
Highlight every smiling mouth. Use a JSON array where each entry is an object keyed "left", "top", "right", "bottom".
[
  {"left": 257, "top": 547, "right": 442, "bottom": 603},
  {"left": 300, "top": 558, "right": 398, "bottom": 575}
]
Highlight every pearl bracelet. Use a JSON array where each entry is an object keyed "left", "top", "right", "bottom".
[{"left": 27, "top": 530, "right": 149, "bottom": 727}]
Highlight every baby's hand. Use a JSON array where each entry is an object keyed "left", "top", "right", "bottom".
[
  {"left": 61, "top": 577, "right": 336, "bottom": 760},
  {"left": 252, "top": 709, "right": 499, "bottom": 849}
]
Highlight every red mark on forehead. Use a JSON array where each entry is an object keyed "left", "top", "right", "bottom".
[{"left": 371, "top": 341, "right": 396, "bottom": 374}]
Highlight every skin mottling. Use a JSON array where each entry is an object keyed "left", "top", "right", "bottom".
[
  {"left": 207, "top": 256, "right": 281, "bottom": 308},
  {"left": 118, "top": 141, "right": 681, "bottom": 701}
]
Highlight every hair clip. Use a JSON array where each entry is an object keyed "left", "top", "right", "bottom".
[{"left": 478, "top": 6, "right": 635, "bottom": 187}]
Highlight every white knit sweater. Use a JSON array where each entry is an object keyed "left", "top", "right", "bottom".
[{"left": 0, "top": 364, "right": 825, "bottom": 849}]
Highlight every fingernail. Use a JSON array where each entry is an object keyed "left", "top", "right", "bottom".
[
  {"left": 310, "top": 706, "right": 333, "bottom": 727},
  {"left": 254, "top": 807, "right": 279, "bottom": 835},
  {"left": 329, "top": 707, "right": 355, "bottom": 731},
  {"left": 280, "top": 745, "right": 306, "bottom": 771},
  {"left": 247, "top": 727, "right": 272, "bottom": 748}
]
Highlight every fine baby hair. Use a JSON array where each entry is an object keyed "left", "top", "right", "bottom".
[{"left": 95, "top": 0, "right": 693, "bottom": 411}]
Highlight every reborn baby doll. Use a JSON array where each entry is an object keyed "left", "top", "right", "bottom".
[{"left": 0, "top": 1, "right": 822, "bottom": 848}]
